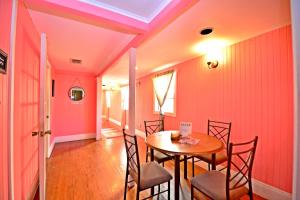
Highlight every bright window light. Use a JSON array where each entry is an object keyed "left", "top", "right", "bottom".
[
  {"left": 154, "top": 72, "right": 176, "bottom": 114},
  {"left": 106, "top": 91, "right": 111, "bottom": 108},
  {"left": 121, "top": 86, "right": 129, "bottom": 110}
]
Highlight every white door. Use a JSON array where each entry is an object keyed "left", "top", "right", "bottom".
[{"left": 38, "top": 33, "right": 49, "bottom": 200}]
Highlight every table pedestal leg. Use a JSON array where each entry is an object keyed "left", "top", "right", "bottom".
[
  {"left": 174, "top": 155, "right": 180, "bottom": 200},
  {"left": 184, "top": 156, "right": 187, "bottom": 179},
  {"left": 212, "top": 153, "right": 216, "bottom": 170},
  {"left": 150, "top": 149, "right": 154, "bottom": 195}
]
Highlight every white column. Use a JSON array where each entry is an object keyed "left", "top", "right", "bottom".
[
  {"left": 292, "top": 0, "right": 300, "bottom": 199},
  {"left": 96, "top": 77, "right": 103, "bottom": 140},
  {"left": 128, "top": 48, "right": 136, "bottom": 135}
]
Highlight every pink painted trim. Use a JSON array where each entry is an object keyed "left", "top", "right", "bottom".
[
  {"left": 25, "top": 0, "right": 149, "bottom": 34},
  {"left": 96, "top": 0, "right": 198, "bottom": 76}
]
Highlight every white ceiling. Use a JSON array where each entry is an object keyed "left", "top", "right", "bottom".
[
  {"left": 77, "top": 0, "right": 172, "bottom": 23},
  {"left": 102, "top": 0, "right": 291, "bottom": 85}
]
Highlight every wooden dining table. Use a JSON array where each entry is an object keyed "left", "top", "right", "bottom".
[{"left": 145, "top": 131, "right": 224, "bottom": 200}]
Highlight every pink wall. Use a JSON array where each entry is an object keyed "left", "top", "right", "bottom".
[
  {"left": 51, "top": 71, "right": 96, "bottom": 138},
  {"left": 0, "top": 0, "right": 12, "bottom": 198},
  {"left": 135, "top": 25, "right": 294, "bottom": 192},
  {"left": 14, "top": 1, "right": 41, "bottom": 199}
]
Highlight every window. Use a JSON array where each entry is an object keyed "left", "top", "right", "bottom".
[
  {"left": 106, "top": 91, "right": 111, "bottom": 108},
  {"left": 154, "top": 71, "right": 176, "bottom": 115},
  {"left": 121, "top": 86, "right": 129, "bottom": 110}
]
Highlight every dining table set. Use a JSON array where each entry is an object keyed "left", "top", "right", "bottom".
[
  {"left": 123, "top": 119, "right": 258, "bottom": 200},
  {"left": 145, "top": 130, "right": 224, "bottom": 200}
]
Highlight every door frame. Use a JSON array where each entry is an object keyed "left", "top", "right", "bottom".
[{"left": 7, "top": 0, "right": 18, "bottom": 199}]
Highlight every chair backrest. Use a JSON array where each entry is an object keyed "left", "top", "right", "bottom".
[
  {"left": 123, "top": 129, "right": 140, "bottom": 183},
  {"left": 207, "top": 120, "right": 232, "bottom": 151},
  {"left": 226, "top": 136, "right": 258, "bottom": 199},
  {"left": 144, "top": 120, "right": 164, "bottom": 137}
]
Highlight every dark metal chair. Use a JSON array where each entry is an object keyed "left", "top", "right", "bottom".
[
  {"left": 191, "top": 136, "right": 258, "bottom": 200},
  {"left": 123, "top": 129, "right": 172, "bottom": 200},
  {"left": 192, "top": 120, "right": 232, "bottom": 176},
  {"left": 144, "top": 120, "right": 174, "bottom": 166}
]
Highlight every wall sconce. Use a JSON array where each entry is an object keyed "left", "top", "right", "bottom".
[{"left": 207, "top": 60, "right": 218, "bottom": 69}]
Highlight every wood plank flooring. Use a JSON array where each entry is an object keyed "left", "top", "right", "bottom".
[{"left": 46, "top": 136, "right": 265, "bottom": 200}]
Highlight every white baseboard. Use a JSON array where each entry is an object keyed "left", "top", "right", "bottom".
[
  {"left": 107, "top": 118, "right": 142, "bottom": 136},
  {"left": 135, "top": 129, "right": 146, "bottom": 138},
  {"left": 47, "top": 140, "right": 55, "bottom": 158},
  {"left": 55, "top": 133, "right": 96, "bottom": 143},
  {"left": 108, "top": 117, "right": 121, "bottom": 127},
  {"left": 194, "top": 161, "right": 292, "bottom": 200},
  {"left": 47, "top": 133, "right": 96, "bottom": 158}
]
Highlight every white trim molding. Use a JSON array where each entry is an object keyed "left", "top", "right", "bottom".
[
  {"left": 291, "top": 0, "right": 300, "bottom": 199},
  {"left": 47, "top": 140, "right": 55, "bottom": 158},
  {"left": 108, "top": 117, "right": 121, "bottom": 127},
  {"left": 47, "top": 133, "right": 96, "bottom": 158},
  {"left": 55, "top": 133, "right": 96, "bottom": 143},
  {"left": 8, "top": 0, "right": 18, "bottom": 199}
]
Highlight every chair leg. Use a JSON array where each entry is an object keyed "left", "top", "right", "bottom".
[
  {"left": 158, "top": 184, "right": 160, "bottom": 199},
  {"left": 136, "top": 187, "right": 139, "bottom": 200},
  {"left": 168, "top": 181, "right": 170, "bottom": 200},
  {"left": 249, "top": 181, "right": 254, "bottom": 200},
  {"left": 162, "top": 162, "right": 164, "bottom": 167},
  {"left": 192, "top": 157, "right": 195, "bottom": 177},
  {"left": 124, "top": 168, "right": 129, "bottom": 200},
  {"left": 146, "top": 147, "right": 149, "bottom": 162},
  {"left": 208, "top": 163, "right": 211, "bottom": 171},
  {"left": 191, "top": 185, "right": 194, "bottom": 200}
]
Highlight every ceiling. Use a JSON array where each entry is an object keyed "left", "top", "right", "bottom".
[
  {"left": 29, "top": 10, "right": 134, "bottom": 74},
  {"left": 77, "top": 0, "right": 172, "bottom": 23},
  {"left": 102, "top": 0, "right": 291, "bottom": 85},
  {"left": 26, "top": 0, "right": 291, "bottom": 84}
]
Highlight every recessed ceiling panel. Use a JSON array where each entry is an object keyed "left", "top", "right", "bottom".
[{"left": 77, "top": 0, "right": 172, "bottom": 22}]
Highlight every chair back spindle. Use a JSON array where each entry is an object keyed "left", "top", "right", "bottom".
[
  {"left": 208, "top": 120, "right": 232, "bottom": 151},
  {"left": 144, "top": 120, "right": 164, "bottom": 137},
  {"left": 123, "top": 129, "right": 140, "bottom": 185},
  {"left": 226, "top": 136, "right": 258, "bottom": 199}
]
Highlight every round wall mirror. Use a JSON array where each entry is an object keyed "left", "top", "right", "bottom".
[{"left": 69, "top": 87, "right": 85, "bottom": 101}]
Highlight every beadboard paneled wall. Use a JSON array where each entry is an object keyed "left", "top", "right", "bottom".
[{"left": 136, "top": 25, "right": 293, "bottom": 192}]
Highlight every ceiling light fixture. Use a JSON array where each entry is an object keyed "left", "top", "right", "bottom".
[
  {"left": 200, "top": 27, "right": 213, "bottom": 35},
  {"left": 207, "top": 60, "right": 218, "bottom": 69}
]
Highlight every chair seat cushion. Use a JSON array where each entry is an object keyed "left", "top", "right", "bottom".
[
  {"left": 191, "top": 171, "right": 248, "bottom": 200},
  {"left": 132, "top": 162, "right": 172, "bottom": 190},
  {"left": 196, "top": 151, "right": 227, "bottom": 165},
  {"left": 147, "top": 150, "right": 173, "bottom": 163}
]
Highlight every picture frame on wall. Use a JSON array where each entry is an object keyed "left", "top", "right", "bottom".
[{"left": 0, "top": 49, "right": 8, "bottom": 74}]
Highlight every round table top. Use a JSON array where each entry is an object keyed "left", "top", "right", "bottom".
[{"left": 145, "top": 131, "right": 224, "bottom": 156}]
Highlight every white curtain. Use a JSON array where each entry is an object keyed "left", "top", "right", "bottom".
[{"left": 152, "top": 70, "right": 174, "bottom": 114}]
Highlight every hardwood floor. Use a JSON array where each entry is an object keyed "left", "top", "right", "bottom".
[{"left": 46, "top": 136, "right": 265, "bottom": 200}]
